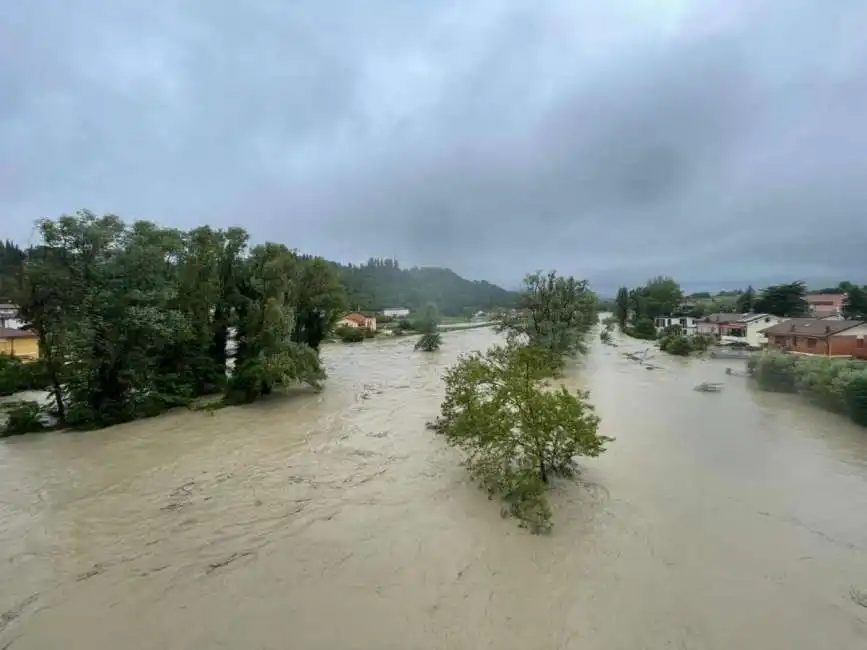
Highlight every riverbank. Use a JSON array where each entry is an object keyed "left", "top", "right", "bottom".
[{"left": 2, "top": 328, "right": 866, "bottom": 649}]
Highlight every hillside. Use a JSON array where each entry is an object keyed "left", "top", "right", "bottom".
[{"left": 336, "top": 258, "right": 517, "bottom": 316}]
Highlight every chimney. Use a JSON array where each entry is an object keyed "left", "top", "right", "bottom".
[
  {"left": 825, "top": 325, "right": 831, "bottom": 334},
  {"left": 789, "top": 324, "right": 796, "bottom": 332}
]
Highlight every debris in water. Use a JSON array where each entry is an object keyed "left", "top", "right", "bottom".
[
  {"left": 694, "top": 382, "right": 723, "bottom": 393},
  {"left": 851, "top": 587, "right": 867, "bottom": 608}
]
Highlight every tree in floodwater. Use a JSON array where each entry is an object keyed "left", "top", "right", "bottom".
[
  {"left": 15, "top": 211, "right": 341, "bottom": 428},
  {"left": 227, "top": 243, "right": 325, "bottom": 403},
  {"left": 614, "top": 286, "right": 629, "bottom": 329},
  {"left": 414, "top": 302, "right": 442, "bottom": 352},
  {"left": 499, "top": 271, "right": 598, "bottom": 367},
  {"left": 434, "top": 342, "right": 612, "bottom": 533}
]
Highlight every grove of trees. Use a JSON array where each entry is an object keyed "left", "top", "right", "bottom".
[
  {"left": 433, "top": 270, "right": 611, "bottom": 533},
  {"left": 6, "top": 211, "right": 346, "bottom": 429}
]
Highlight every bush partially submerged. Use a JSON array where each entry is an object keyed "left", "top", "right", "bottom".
[
  {"left": 747, "top": 350, "right": 867, "bottom": 426},
  {"left": 435, "top": 342, "right": 612, "bottom": 533},
  {"left": 1, "top": 400, "right": 47, "bottom": 437}
]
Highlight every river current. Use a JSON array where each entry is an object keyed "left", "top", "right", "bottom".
[{"left": 2, "top": 327, "right": 866, "bottom": 649}]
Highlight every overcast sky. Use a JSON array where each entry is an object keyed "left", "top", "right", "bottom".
[{"left": 2, "top": 1, "right": 866, "bottom": 293}]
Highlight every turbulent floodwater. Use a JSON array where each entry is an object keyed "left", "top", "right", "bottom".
[{"left": 2, "top": 328, "right": 867, "bottom": 649}]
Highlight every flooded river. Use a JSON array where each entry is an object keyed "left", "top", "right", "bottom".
[{"left": 2, "top": 328, "right": 867, "bottom": 649}]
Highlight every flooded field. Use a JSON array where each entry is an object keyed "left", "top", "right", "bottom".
[{"left": 2, "top": 328, "right": 867, "bottom": 649}]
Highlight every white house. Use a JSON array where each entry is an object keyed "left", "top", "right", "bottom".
[
  {"left": 739, "top": 313, "right": 785, "bottom": 347},
  {"left": 382, "top": 307, "right": 410, "bottom": 318},
  {"left": 0, "top": 304, "right": 23, "bottom": 330},
  {"left": 654, "top": 315, "right": 698, "bottom": 336}
]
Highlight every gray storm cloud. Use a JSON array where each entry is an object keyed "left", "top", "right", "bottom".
[{"left": 2, "top": 0, "right": 866, "bottom": 292}]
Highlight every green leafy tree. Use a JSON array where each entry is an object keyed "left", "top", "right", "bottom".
[
  {"left": 736, "top": 285, "right": 756, "bottom": 313},
  {"left": 614, "top": 286, "right": 629, "bottom": 329},
  {"left": 414, "top": 302, "right": 442, "bottom": 352},
  {"left": 227, "top": 244, "right": 325, "bottom": 403},
  {"left": 629, "top": 276, "right": 683, "bottom": 321},
  {"left": 753, "top": 281, "right": 809, "bottom": 317},
  {"left": 842, "top": 285, "right": 867, "bottom": 320},
  {"left": 434, "top": 342, "right": 611, "bottom": 532},
  {"left": 499, "top": 271, "right": 597, "bottom": 363},
  {"left": 292, "top": 255, "right": 346, "bottom": 350}
]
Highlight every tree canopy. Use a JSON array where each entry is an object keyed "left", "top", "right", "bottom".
[
  {"left": 11, "top": 210, "right": 346, "bottom": 428},
  {"left": 435, "top": 269, "right": 608, "bottom": 532},
  {"left": 753, "top": 281, "right": 809, "bottom": 317}
]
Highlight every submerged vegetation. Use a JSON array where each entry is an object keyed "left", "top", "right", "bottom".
[
  {"left": 747, "top": 350, "right": 867, "bottom": 426},
  {"left": 434, "top": 270, "right": 610, "bottom": 533}
]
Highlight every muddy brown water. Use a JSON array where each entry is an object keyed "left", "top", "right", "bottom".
[{"left": 2, "top": 328, "right": 867, "bottom": 649}]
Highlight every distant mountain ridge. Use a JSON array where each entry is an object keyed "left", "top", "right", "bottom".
[{"left": 333, "top": 257, "right": 517, "bottom": 316}]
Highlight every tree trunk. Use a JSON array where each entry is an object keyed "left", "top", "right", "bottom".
[{"left": 539, "top": 459, "right": 548, "bottom": 483}]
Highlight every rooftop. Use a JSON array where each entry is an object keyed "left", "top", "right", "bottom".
[
  {"left": 760, "top": 318, "right": 863, "bottom": 337},
  {"left": 0, "top": 327, "right": 37, "bottom": 339}
]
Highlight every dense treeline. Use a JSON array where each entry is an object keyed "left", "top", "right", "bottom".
[
  {"left": 5, "top": 211, "right": 346, "bottom": 430},
  {"left": 336, "top": 258, "right": 517, "bottom": 316},
  {"left": 434, "top": 270, "right": 610, "bottom": 533}
]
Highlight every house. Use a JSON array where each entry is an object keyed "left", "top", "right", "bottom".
[
  {"left": 761, "top": 318, "right": 865, "bottom": 358},
  {"left": 0, "top": 328, "right": 39, "bottom": 360},
  {"left": 695, "top": 313, "right": 744, "bottom": 339},
  {"left": 0, "top": 303, "right": 23, "bottom": 330},
  {"left": 382, "top": 307, "right": 410, "bottom": 318},
  {"left": 654, "top": 315, "right": 698, "bottom": 336},
  {"left": 806, "top": 293, "right": 845, "bottom": 317},
  {"left": 338, "top": 312, "right": 377, "bottom": 331}
]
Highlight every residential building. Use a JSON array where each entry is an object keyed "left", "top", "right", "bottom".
[
  {"left": 695, "top": 313, "right": 737, "bottom": 338},
  {"left": 0, "top": 303, "right": 23, "bottom": 330},
  {"left": 0, "top": 328, "right": 39, "bottom": 360},
  {"left": 761, "top": 318, "right": 865, "bottom": 358},
  {"left": 338, "top": 312, "right": 377, "bottom": 331},
  {"left": 806, "top": 293, "right": 845, "bottom": 317},
  {"left": 654, "top": 315, "right": 698, "bottom": 336},
  {"left": 382, "top": 307, "right": 410, "bottom": 318}
]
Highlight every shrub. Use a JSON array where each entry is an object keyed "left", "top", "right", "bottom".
[
  {"left": 749, "top": 350, "right": 867, "bottom": 427},
  {"left": 659, "top": 334, "right": 692, "bottom": 356},
  {"left": 1, "top": 400, "right": 47, "bottom": 436},
  {"left": 0, "top": 355, "right": 51, "bottom": 396},
  {"left": 623, "top": 318, "right": 657, "bottom": 340},
  {"left": 335, "top": 326, "right": 365, "bottom": 343}
]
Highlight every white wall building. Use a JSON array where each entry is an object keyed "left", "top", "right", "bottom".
[
  {"left": 382, "top": 307, "right": 410, "bottom": 318},
  {"left": 654, "top": 315, "right": 698, "bottom": 336}
]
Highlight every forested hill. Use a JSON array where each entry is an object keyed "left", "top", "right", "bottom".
[{"left": 335, "top": 258, "right": 517, "bottom": 316}]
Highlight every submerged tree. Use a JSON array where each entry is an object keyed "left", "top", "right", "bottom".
[
  {"left": 435, "top": 342, "right": 612, "bottom": 533},
  {"left": 614, "top": 286, "right": 629, "bottom": 329},
  {"left": 414, "top": 302, "right": 442, "bottom": 352}
]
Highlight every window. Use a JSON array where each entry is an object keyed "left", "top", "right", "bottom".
[
  {"left": 679, "top": 318, "right": 687, "bottom": 326},
  {"left": 807, "top": 338, "right": 817, "bottom": 349}
]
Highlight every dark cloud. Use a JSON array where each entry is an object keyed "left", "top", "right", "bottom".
[{"left": 2, "top": 0, "right": 866, "bottom": 292}]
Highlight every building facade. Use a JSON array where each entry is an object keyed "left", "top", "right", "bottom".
[
  {"left": 338, "top": 312, "right": 377, "bottom": 331},
  {"left": 806, "top": 293, "right": 845, "bottom": 317},
  {"left": 761, "top": 318, "right": 864, "bottom": 357},
  {"left": 0, "top": 328, "right": 39, "bottom": 360},
  {"left": 382, "top": 307, "right": 410, "bottom": 318}
]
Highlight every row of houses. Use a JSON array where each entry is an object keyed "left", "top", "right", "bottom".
[
  {"left": 654, "top": 313, "right": 783, "bottom": 348},
  {"left": 653, "top": 311, "right": 867, "bottom": 360}
]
